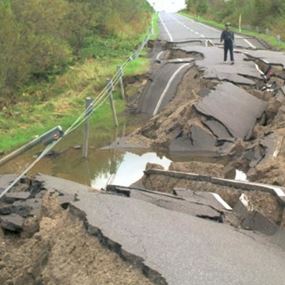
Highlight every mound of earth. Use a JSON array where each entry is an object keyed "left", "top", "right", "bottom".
[{"left": 0, "top": 183, "right": 154, "bottom": 285}]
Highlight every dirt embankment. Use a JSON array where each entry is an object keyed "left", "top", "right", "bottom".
[
  {"left": 0, "top": 192, "right": 154, "bottom": 285},
  {"left": 141, "top": 161, "right": 284, "bottom": 228},
  {"left": 129, "top": 65, "right": 211, "bottom": 148},
  {"left": 127, "top": 42, "right": 285, "bottom": 187}
]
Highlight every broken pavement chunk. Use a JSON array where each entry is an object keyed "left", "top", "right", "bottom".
[
  {"left": 173, "top": 188, "right": 232, "bottom": 212},
  {"left": 0, "top": 214, "right": 24, "bottom": 233},
  {"left": 233, "top": 194, "right": 278, "bottom": 235},
  {"left": 3, "top": 192, "right": 31, "bottom": 204},
  {"left": 195, "top": 82, "right": 267, "bottom": 139},
  {"left": 202, "top": 118, "right": 232, "bottom": 140},
  {"left": 242, "top": 211, "right": 278, "bottom": 235},
  {"left": 170, "top": 124, "right": 217, "bottom": 152}
]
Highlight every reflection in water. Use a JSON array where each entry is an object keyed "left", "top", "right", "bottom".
[
  {"left": 0, "top": 116, "right": 150, "bottom": 187},
  {"left": 92, "top": 152, "right": 171, "bottom": 189},
  {"left": 0, "top": 114, "right": 234, "bottom": 189}
]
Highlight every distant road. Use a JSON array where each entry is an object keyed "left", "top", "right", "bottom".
[
  {"left": 159, "top": 12, "right": 265, "bottom": 49},
  {"left": 138, "top": 12, "right": 267, "bottom": 116}
]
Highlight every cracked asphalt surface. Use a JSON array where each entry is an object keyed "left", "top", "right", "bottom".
[
  {"left": 139, "top": 62, "right": 193, "bottom": 115},
  {"left": 159, "top": 13, "right": 265, "bottom": 49},
  {"left": 2, "top": 11, "right": 285, "bottom": 285},
  {"left": 36, "top": 174, "right": 285, "bottom": 285}
]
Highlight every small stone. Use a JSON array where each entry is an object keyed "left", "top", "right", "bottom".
[
  {"left": 0, "top": 214, "right": 24, "bottom": 233},
  {"left": 34, "top": 233, "right": 42, "bottom": 241}
]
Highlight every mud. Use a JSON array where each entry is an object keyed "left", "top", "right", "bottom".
[
  {"left": 168, "top": 161, "right": 225, "bottom": 178},
  {"left": 140, "top": 162, "right": 284, "bottom": 227},
  {"left": 124, "top": 74, "right": 150, "bottom": 114},
  {"left": 126, "top": 41, "right": 285, "bottom": 192},
  {"left": 0, "top": 191, "right": 154, "bottom": 285},
  {"left": 3, "top": 39, "right": 285, "bottom": 283}
]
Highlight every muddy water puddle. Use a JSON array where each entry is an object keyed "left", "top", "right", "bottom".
[
  {"left": 0, "top": 131, "right": 244, "bottom": 189},
  {"left": 0, "top": 114, "right": 244, "bottom": 188},
  {"left": 0, "top": 116, "right": 172, "bottom": 189}
]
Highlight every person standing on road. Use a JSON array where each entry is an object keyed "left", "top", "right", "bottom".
[{"left": 220, "top": 23, "right": 234, "bottom": 65}]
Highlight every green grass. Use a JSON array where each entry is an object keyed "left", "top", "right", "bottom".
[
  {"left": 150, "top": 12, "right": 160, "bottom": 40},
  {"left": 0, "top": 15, "right": 156, "bottom": 153},
  {"left": 0, "top": 90, "right": 125, "bottom": 152},
  {"left": 124, "top": 55, "right": 150, "bottom": 76},
  {"left": 180, "top": 11, "right": 285, "bottom": 50}
]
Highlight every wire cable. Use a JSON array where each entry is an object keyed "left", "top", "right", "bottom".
[{"left": 0, "top": 17, "right": 154, "bottom": 199}]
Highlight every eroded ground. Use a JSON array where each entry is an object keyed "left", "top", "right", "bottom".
[
  {"left": 0, "top": 179, "right": 154, "bottom": 285},
  {"left": 127, "top": 40, "right": 285, "bottom": 188},
  {"left": 2, "top": 36, "right": 285, "bottom": 285}
]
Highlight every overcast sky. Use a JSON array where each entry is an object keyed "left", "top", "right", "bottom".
[{"left": 148, "top": 0, "right": 186, "bottom": 12}]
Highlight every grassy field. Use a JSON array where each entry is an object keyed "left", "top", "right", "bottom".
[
  {"left": 0, "top": 15, "right": 158, "bottom": 153},
  {"left": 180, "top": 11, "right": 285, "bottom": 50}
]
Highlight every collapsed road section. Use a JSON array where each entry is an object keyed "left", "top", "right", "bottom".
[
  {"left": 124, "top": 38, "right": 285, "bottom": 188},
  {"left": 0, "top": 175, "right": 155, "bottom": 285},
  {"left": 34, "top": 175, "right": 285, "bottom": 285},
  {"left": 2, "top": 12, "right": 285, "bottom": 285}
]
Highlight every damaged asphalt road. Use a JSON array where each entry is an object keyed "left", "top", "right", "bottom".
[
  {"left": 2, "top": 11, "right": 285, "bottom": 285},
  {"left": 34, "top": 174, "right": 285, "bottom": 285},
  {"left": 130, "top": 12, "right": 285, "bottom": 164},
  {"left": 159, "top": 13, "right": 265, "bottom": 49},
  {"left": 138, "top": 61, "right": 194, "bottom": 115}
]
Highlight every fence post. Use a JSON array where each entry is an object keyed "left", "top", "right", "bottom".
[
  {"left": 277, "top": 34, "right": 281, "bottom": 45},
  {"left": 82, "top": 97, "right": 93, "bottom": 158},
  {"left": 117, "top": 66, "right": 125, "bottom": 100},
  {"left": 107, "top": 79, "right": 119, "bottom": 127}
]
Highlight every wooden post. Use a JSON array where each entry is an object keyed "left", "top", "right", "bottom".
[
  {"left": 82, "top": 97, "right": 93, "bottom": 158},
  {"left": 107, "top": 79, "right": 119, "bottom": 127},
  {"left": 117, "top": 66, "right": 125, "bottom": 100}
]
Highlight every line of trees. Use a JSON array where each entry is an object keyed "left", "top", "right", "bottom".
[
  {"left": 186, "top": 0, "right": 285, "bottom": 36},
  {"left": 0, "top": 0, "right": 151, "bottom": 102}
]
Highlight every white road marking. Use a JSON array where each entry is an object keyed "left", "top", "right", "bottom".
[
  {"left": 243, "top": 38, "right": 256, "bottom": 49},
  {"left": 255, "top": 63, "right": 264, "bottom": 75},
  {"left": 198, "top": 22, "right": 221, "bottom": 33},
  {"left": 156, "top": 51, "right": 164, "bottom": 61},
  {"left": 209, "top": 40, "right": 215, "bottom": 46},
  {"left": 211, "top": 193, "right": 232, "bottom": 211},
  {"left": 169, "top": 14, "right": 202, "bottom": 37},
  {"left": 153, "top": 63, "right": 190, "bottom": 116},
  {"left": 159, "top": 14, "right": 173, "bottom": 42},
  {"left": 179, "top": 14, "right": 258, "bottom": 49},
  {"left": 271, "top": 186, "right": 285, "bottom": 197},
  {"left": 273, "top": 137, "right": 283, "bottom": 158},
  {"left": 239, "top": 194, "right": 250, "bottom": 208}
]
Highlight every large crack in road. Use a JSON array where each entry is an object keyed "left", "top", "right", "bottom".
[{"left": 1, "top": 12, "right": 285, "bottom": 285}]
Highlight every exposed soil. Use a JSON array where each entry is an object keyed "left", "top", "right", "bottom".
[
  {"left": 129, "top": 65, "right": 212, "bottom": 149},
  {"left": 169, "top": 161, "right": 225, "bottom": 178},
  {"left": 0, "top": 192, "right": 154, "bottom": 285},
  {"left": 127, "top": 42, "right": 285, "bottom": 189},
  {"left": 2, "top": 40, "right": 285, "bottom": 284},
  {"left": 140, "top": 162, "right": 284, "bottom": 227}
]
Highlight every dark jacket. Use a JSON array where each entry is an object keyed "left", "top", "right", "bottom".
[{"left": 220, "top": 30, "right": 234, "bottom": 44}]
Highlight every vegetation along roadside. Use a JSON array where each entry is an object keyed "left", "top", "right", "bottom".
[
  {"left": 182, "top": 0, "right": 285, "bottom": 50},
  {"left": 0, "top": 0, "right": 154, "bottom": 153}
]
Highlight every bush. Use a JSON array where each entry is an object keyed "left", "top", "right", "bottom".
[{"left": 0, "top": 0, "right": 152, "bottom": 103}]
